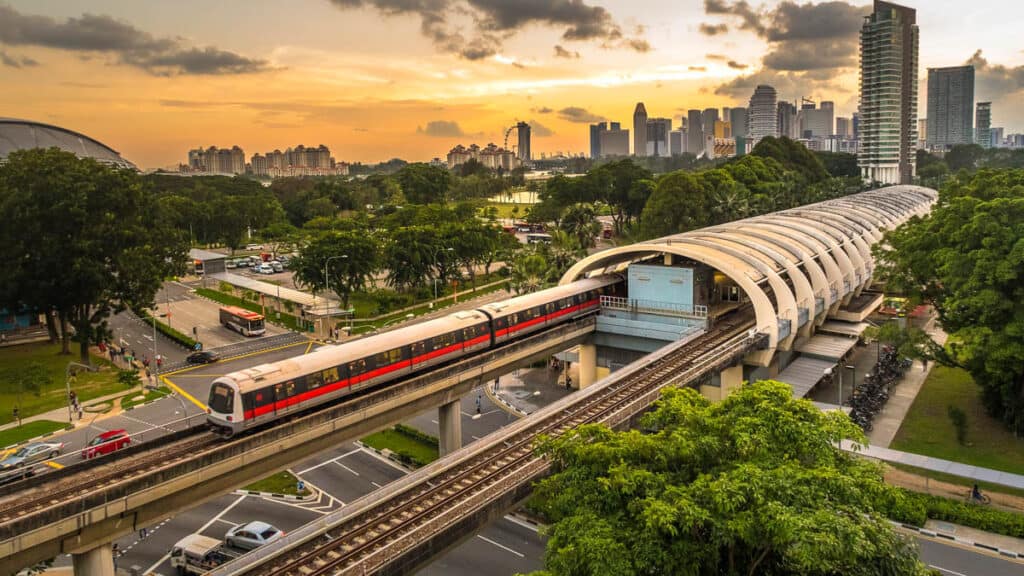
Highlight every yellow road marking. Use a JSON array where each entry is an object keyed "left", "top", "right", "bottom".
[
  {"left": 0, "top": 449, "right": 14, "bottom": 459},
  {"left": 305, "top": 341, "right": 314, "bottom": 354},
  {"left": 161, "top": 375, "right": 208, "bottom": 411},
  {"left": 45, "top": 461, "right": 64, "bottom": 469}
]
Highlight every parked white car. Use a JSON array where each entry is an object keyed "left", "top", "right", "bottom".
[{"left": 256, "top": 263, "right": 274, "bottom": 274}]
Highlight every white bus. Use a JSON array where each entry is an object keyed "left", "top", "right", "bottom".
[{"left": 219, "top": 306, "right": 266, "bottom": 337}]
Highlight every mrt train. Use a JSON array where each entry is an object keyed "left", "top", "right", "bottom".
[{"left": 206, "top": 275, "right": 622, "bottom": 436}]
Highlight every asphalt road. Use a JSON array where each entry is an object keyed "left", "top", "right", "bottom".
[{"left": 918, "top": 537, "right": 1024, "bottom": 575}]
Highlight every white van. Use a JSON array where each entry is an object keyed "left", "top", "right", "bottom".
[
  {"left": 170, "top": 534, "right": 239, "bottom": 575},
  {"left": 257, "top": 263, "right": 274, "bottom": 274}
]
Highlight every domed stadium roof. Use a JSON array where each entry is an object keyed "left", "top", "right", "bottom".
[{"left": 0, "top": 118, "right": 136, "bottom": 170}]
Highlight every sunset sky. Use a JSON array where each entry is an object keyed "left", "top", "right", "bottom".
[{"left": 1, "top": 0, "right": 1022, "bottom": 169}]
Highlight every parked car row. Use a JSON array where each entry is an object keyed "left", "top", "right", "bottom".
[
  {"left": 0, "top": 430, "right": 133, "bottom": 485},
  {"left": 226, "top": 255, "right": 291, "bottom": 275},
  {"left": 172, "top": 521, "right": 284, "bottom": 574}
]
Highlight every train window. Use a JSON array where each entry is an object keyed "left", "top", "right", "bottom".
[
  {"left": 349, "top": 359, "right": 366, "bottom": 376},
  {"left": 376, "top": 348, "right": 403, "bottom": 365},
  {"left": 411, "top": 341, "right": 426, "bottom": 358},
  {"left": 431, "top": 333, "right": 456, "bottom": 350},
  {"left": 209, "top": 384, "right": 233, "bottom": 413},
  {"left": 545, "top": 302, "right": 556, "bottom": 314},
  {"left": 508, "top": 313, "right": 518, "bottom": 325},
  {"left": 285, "top": 381, "right": 296, "bottom": 397},
  {"left": 274, "top": 383, "right": 283, "bottom": 401},
  {"left": 308, "top": 371, "right": 324, "bottom": 390},
  {"left": 322, "top": 367, "right": 339, "bottom": 385}
]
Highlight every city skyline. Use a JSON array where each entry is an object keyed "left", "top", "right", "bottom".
[{"left": 1, "top": 0, "right": 1022, "bottom": 168}]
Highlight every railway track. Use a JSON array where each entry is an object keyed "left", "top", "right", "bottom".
[
  {"left": 236, "top": 310, "right": 760, "bottom": 576},
  {"left": 0, "top": 433, "right": 219, "bottom": 523}
]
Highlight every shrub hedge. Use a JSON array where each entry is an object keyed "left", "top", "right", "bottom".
[
  {"left": 395, "top": 423, "right": 440, "bottom": 448},
  {"left": 884, "top": 488, "right": 1024, "bottom": 538},
  {"left": 135, "top": 310, "right": 198, "bottom": 349}
]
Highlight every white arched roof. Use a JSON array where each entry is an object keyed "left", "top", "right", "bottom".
[{"left": 560, "top": 185, "right": 937, "bottom": 353}]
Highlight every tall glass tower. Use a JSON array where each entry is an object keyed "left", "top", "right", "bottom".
[{"left": 858, "top": 1, "right": 918, "bottom": 185}]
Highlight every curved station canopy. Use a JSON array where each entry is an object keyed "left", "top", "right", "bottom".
[{"left": 561, "top": 185, "right": 937, "bottom": 356}]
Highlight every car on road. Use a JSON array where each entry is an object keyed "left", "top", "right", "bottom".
[
  {"left": 0, "top": 441, "right": 64, "bottom": 469},
  {"left": 187, "top": 350, "right": 220, "bottom": 364},
  {"left": 225, "top": 259, "right": 237, "bottom": 269},
  {"left": 225, "top": 521, "right": 284, "bottom": 550},
  {"left": 82, "top": 429, "right": 131, "bottom": 459}
]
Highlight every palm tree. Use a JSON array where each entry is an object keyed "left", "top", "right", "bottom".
[
  {"left": 512, "top": 252, "right": 553, "bottom": 294},
  {"left": 559, "top": 203, "right": 602, "bottom": 249},
  {"left": 710, "top": 183, "right": 751, "bottom": 224}
]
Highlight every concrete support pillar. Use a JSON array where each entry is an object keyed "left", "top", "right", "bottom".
[
  {"left": 577, "top": 343, "right": 597, "bottom": 389},
  {"left": 664, "top": 253, "right": 673, "bottom": 265},
  {"left": 719, "top": 363, "right": 744, "bottom": 399},
  {"left": 72, "top": 543, "right": 114, "bottom": 576},
  {"left": 438, "top": 398, "right": 462, "bottom": 457}
]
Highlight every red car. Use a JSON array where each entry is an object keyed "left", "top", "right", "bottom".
[{"left": 82, "top": 429, "right": 131, "bottom": 459}]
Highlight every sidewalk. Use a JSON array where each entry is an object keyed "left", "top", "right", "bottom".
[
  {"left": 867, "top": 316, "right": 948, "bottom": 447},
  {"left": 487, "top": 366, "right": 576, "bottom": 417}
]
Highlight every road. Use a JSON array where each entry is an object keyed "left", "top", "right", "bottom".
[{"left": 918, "top": 537, "right": 1024, "bottom": 575}]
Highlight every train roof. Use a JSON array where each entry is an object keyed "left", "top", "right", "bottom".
[
  {"left": 223, "top": 309, "right": 489, "bottom": 393},
  {"left": 477, "top": 274, "right": 620, "bottom": 317}
]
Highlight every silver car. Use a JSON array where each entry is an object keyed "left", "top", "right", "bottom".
[
  {"left": 225, "top": 521, "right": 284, "bottom": 550},
  {"left": 0, "top": 441, "right": 64, "bottom": 469}
]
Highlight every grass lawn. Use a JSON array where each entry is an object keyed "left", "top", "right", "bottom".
[
  {"left": 348, "top": 278, "right": 508, "bottom": 334},
  {"left": 120, "top": 387, "right": 171, "bottom": 410},
  {"left": 244, "top": 470, "right": 311, "bottom": 497},
  {"left": 891, "top": 365, "right": 1024, "bottom": 476},
  {"left": 482, "top": 203, "right": 531, "bottom": 220},
  {"left": 0, "top": 420, "right": 69, "bottom": 449},
  {"left": 0, "top": 342, "right": 128, "bottom": 425},
  {"left": 362, "top": 427, "right": 438, "bottom": 468}
]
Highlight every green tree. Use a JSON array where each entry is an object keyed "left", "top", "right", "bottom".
[
  {"left": 639, "top": 171, "right": 709, "bottom": 239},
  {"left": 511, "top": 252, "right": 554, "bottom": 294},
  {"left": 291, "top": 231, "right": 380, "bottom": 309},
  {"left": 5, "top": 362, "right": 48, "bottom": 424},
  {"left": 384, "top": 227, "right": 438, "bottom": 291},
  {"left": 396, "top": 163, "right": 451, "bottom": 205},
  {"left": 0, "top": 149, "right": 186, "bottom": 362},
  {"left": 945, "top": 144, "right": 985, "bottom": 172},
  {"left": 873, "top": 168, "right": 1024, "bottom": 432},
  {"left": 559, "top": 203, "right": 602, "bottom": 249},
  {"left": 530, "top": 381, "right": 931, "bottom": 576}
]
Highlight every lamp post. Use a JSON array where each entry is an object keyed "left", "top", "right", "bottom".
[
  {"left": 845, "top": 364, "right": 856, "bottom": 397},
  {"left": 430, "top": 247, "right": 454, "bottom": 300}
]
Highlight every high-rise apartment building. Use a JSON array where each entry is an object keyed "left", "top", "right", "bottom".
[
  {"left": 991, "top": 126, "right": 1004, "bottom": 148},
  {"left": 687, "top": 109, "right": 704, "bottom": 156},
  {"left": 670, "top": 130, "right": 685, "bottom": 156},
  {"left": 516, "top": 121, "right": 531, "bottom": 161},
  {"left": 852, "top": 112, "right": 861, "bottom": 140},
  {"left": 976, "top": 102, "right": 992, "bottom": 148},
  {"left": 926, "top": 65, "right": 974, "bottom": 149},
  {"left": 646, "top": 118, "right": 672, "bottom": 157},
  {"left": 187, "top": 146, "right": 245, "bottom": 174},
  {"left": 729, "top": 107, "right": 748, "bottom": 138},
  {"left": 633, "top": 103, "right": 648, "bottom": 156},
  {"left": 749, "top": 85, "right": 779, "bottom": 141},
  {"left": 798, "top": 100, "right": 834, "bottom": 138},
  {"left": 859, "top": 0, "right": 919, "bottom": 184},
  {"left": 589, "top": 122, "right": 607, "bottom": 159},
  {"left": 777, "top": 101, "right": 798, "bottom": 139}
]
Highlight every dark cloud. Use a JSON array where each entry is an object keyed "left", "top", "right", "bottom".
[
  {"left": 533, "top": 106, "right": 554, "bottom": 114},
  {"left": 528, "top": 119, "right": 554, "bottom": 137},
  {"left": 416, "top": 120, "right": 466, "bottom": 137},
  {"left": 0, "top": 49, "right": 37, "bottom": 68},
  {"left": 689, "top": 65, "right": 707, "bottom": 72},
  {"left": 699, "top": 22, "right": 729, "bottom": 36},
  {"left": 0, "top": 4, "right": 270, "bottom": 75},
  {"left": 706, "top": 53, "right": 727, "bottom": 61},
  {"left": 329, "top": 0, "right": 647, "bottom": 59},
  {"left": 968, "top": 50, "right": 1024, "bottom": 99},
  {"left": 703, "top": 1, "right": 869, "bottom": 98},
  {"left": 553, "top": 45, "right": 579, "bottom": 58},
  {"left": 558, "top": 106, "right": 606, "bottom": 123},
  {"left": 727, "top": 60, "right": 747, "bottom": 70}
]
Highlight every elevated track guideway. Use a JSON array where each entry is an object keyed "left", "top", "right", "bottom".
[
  {"left": 0, "top": 318, "right": 598, "bottom": 574},
  {"left": 214, "top": 308, "right": 765, "bottom": 576}
]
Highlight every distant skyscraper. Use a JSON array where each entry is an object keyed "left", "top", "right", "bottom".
[
  {"left": 599, "top": 123, "right": 630, "bottom": 157},
  {"left": 926, "top": 65, "right": 974, "bottom": 149},
  {"left": 798, "top": 101, "right": 833, "bottom": 138},
  {"left": 991, "top": 126, "right": 1004, "bottom": 148},
  {"left": 749, "top": 85, "right": 778, "bottom": 141},
  {"left": 778, "top": 101, "right": 798, "bottom": 139},
  {"left": 670, "top": 130, "right": 685, "bottom": 156},
  {"left": 976, "top": 102, "right": 992, "bottom": 148},
  {"left": 646, "top": 118, "right": 672, "bottom": 157},
  {"left": 836, "top": 117, "right": 852, "bottom": 138},
  {"left": 633, "top": 102, "right": 648, "bottom": 156},
  {"left": 589, "top": 122, "right": 607, "bottom": 159},
  {"left": 729, "top": 107, "right": 748, "bottom": 138},
  {"left": 852, "top": 112, "right": 861, "bottom": 140},
  {"left": 687, "top": 109, "right": 704, "bottom": 156},
  {"left": 859, "top": 0, "right": 919, "bottom": 184},
  {"left": 702, "top": 108, "right": 720, "bottom": 136},
  {"left": 516, "top": 121, "right": 531, "bottom": 161}
]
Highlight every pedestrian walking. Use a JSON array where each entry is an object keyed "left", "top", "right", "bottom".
[
  {"left": 142, "top": 356, "right": 150, "bottom": 369},
  {"left": 139, "top": 527, "right": 148, "bottom": 540},
  {"left": 476, "top": 394, "right": 482, "bottom": 414},
  {"left": 156, "top": 355, "right": 163, "bottom": 370}
]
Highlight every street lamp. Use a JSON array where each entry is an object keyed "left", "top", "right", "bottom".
[{"left": 430, "top": 247, "right": 454, "bottom": 300}]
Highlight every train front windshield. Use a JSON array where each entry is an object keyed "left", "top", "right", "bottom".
[{"left": 209, "top": 383, "right": 234, "bottom": 414}]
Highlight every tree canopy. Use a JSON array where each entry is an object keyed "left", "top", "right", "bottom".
[
  {"left": 530, "top": 380, "right": 931, "bottom": 576},
  {"left": 0, "top": 149, "right": 187, "bottom": 362},
  {"left": 874, "top": 168, "right": 1024, "bottom": 433}
]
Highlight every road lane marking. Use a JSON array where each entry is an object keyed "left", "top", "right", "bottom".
[
  {"left": 305, "top": 341, "right": 314, "bottom": 354},
  {"left": 477, "top": 535, "right": 525, "bottom": 557},
  {"left": 504, "top": 515, "right": 540, "bottom": 533},
  {"left": 45, "top": 461, "right": 64, "bottom": 469},
  {"left": 337, "top": 462, "right": 360, "bottom": 476},
  {"left": 213, "top": 518, "right": 238, "bottom": 527},
  {"left": 371, "top": 481, "right": 382, "bottom": 488},
  {"left": 161, "top": 375, "right": 208, "bottom": 411},
  {"left": 296, "top": 448, "right": 362, "bottom": 475},
  {"left": 143, "top": 494, "right": 246, "bottom": 575},
  {"left": 929, "top": 566, "right": 968, "bottom": 576},
  {"left": 358, "top": 446, "right": 408, "bottom": 473}
]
